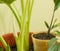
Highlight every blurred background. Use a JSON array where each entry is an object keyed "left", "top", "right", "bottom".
[{"left": 0, "top": 0, "right": 60, "bottom": 34}]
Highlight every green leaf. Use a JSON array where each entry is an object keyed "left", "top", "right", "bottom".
[
  {"left": 54, "top": 30, "right": 60, "bottom": 36},
  {"left": 55, "top": 30, "right": 60, "bottom": 34},
  {"left": 51, "top": 23, "right": 60, "bottom": 30},
  {"left": 0, "top": 1, "right": 3, "bottom": 3},
  {"left": 48, "top": 44, "right": 56, "bottom": 51},
  {"left": 0, "top": 47, "right": 3, "bottom": 51},
  {"left": 54, "top": 0, "right": 60, "bottom": 11},
  {"left": 44, "top": 21, "right": 50, "bottom": 29},
  {"left": 58, "top": 43, "right": 60, "bottom": 51},
  {"left": 53, "top": 30, "right": 60, "bottom": 36},
  {"left": 48, "top": 38, "right": 57, "bottom": 47},
  {"left": 0, "top": 0, "right": 15, "bottom": 4},
  {"left": 48, "top": 43, "right": 59, "bottom": 51},
  {"left": 54, "top": 0, "right": 60, "bottom": 5}
]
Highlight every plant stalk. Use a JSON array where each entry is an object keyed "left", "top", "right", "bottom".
[
  {"left": 7, "top": 4, "right": 21, "bottom": 30},
  {"left": 48, "top": 9, "right": 55, "bottom": 35},
  {"left": 7, "top": 4, "right": 22, "bottom": 51},
  {"left": 0, "top": 36, "right": 7, "bottom": 50},
  {"left": 0, "top": 36, "right": 11, "bottom": 51}
]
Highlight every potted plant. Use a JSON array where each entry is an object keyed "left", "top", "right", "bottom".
[
  {"left": 0, "top": 0, "right": 34, "bottom": 51},
  {"left": 32, "top": 0, "right": 60, "bottom": 51}
]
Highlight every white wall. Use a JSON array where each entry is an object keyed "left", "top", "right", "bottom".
[
  {"left": 0, "top": 0, "right": 60, "bottom": 34},
  {"left": 30, "top": 0, "right": 60, "bottom": 32}
]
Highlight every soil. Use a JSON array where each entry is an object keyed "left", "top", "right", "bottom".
[
  {"left": 33, "top": 32, "right": 55, "bottom": 40},
  {"left": 11, "top": 46, "right": 17, "bottom": 51}
]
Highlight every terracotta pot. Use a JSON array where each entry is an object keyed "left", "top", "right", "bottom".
[
  {"left": 0, "top": 33, "right": 16, "bottom": 48},
  {"left": 0, "top": 32, "right": 33, "bottom": 49},
  {"left": 32, "top": 32, "right": 55, "bottom": 51},
  {"left": 29, "top": 32, "right": 34, "bottom": 45}
]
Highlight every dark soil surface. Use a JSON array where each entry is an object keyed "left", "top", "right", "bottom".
[
  {"left": 11, "top": 46, "right": 17, "bottom": 51},
  {"left": 33, "top": 32, "right": 55, "bottom": 40}
]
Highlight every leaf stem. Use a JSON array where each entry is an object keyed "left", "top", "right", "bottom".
[
  {"left": 0, "top": 36, "right": 7, "bottom": 50},
  {"left": 48, "top": 8, "right": 55, "bottom": 35},
  {"left": 7, "top": 4, "right": 21, "bottom": 30}
]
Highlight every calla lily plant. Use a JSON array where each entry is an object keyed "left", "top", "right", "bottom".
[{"left": 0, "top": 0, "right": 34, "bottom": 51}]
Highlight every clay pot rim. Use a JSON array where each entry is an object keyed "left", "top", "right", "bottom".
[{"left": 32, "top": 31, "right": 56, "bottom": 41}]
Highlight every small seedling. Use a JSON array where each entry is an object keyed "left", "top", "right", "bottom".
[
  {"left": 44, "top": 0, "right": 60, "bottom": 36},
  {"left": 48, "top": 0, "right": 60, "bottom": 51}
]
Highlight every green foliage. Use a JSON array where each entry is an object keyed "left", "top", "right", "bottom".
[
  {"left": 48, "top": 38, "right": 57, "bottom": 47},
  {"left": 45, "top": 18, "right": 60, "bottom": 33},
  {"left": 0, "top": 36, "right": 11, "bottom": 51},
  {"left": 58, "top": 45, "right": 60, "bottom": 51},
  {"left": 54, "top": 0, "right": 60, "bottom": 11},
  {"left": 55, "top": 30, "right": 60, "bottom": 34},
  {"left": 48, "top": 43, "right": 60, "bottom": 51},
  {"left": 0, "top": 0, "right": 15, "bottom": 4},
  {"left": 44, "top": 21, "right": 50, "bottom": 29},
  {"left": 48, "top": 37, "right": 60, "bottom": 51},
  {"left": 45, "top": 0, "right": 60, "bottom": 34},
  {"left": 0, "top": 47, "right": 3, "bottom": 51},
  {"left": 0, "top": 0, "right": 34, "bottom": 51},
  {"left": 51, "top": 23, "right": 60, "bottom": 29},
  {"left": 48, "top": 30, "right": 60, "bottom": 51},
  {"left": 46, "top": 1, "right": 60, "bottom": 51},
  {"left": 52, "top": 30, "right": 60, "bottom": 36},
  {"left": 6, "top": 44, "right": 11, "bottom": 51}
]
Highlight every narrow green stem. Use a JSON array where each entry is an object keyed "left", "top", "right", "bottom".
[
  {"left": 20, "top": 0, "right": 24, "bottom": 14},
  {"left": 48, "top": 9, "right": 55, "bottom": 35},
  {"left": 18, "top": 1, "right": 27, "bottom": 51},
  {"left": 0, "top": 36, "right": 7, "bottom": 50},
  {"left": 23, "top": 0, "right": 30, "bottom": 51},
  {"left": 19, "top": 11, "right": 26, "bottom": 51},
  {"left": 17, "top": 41, "right": 21, "bottom": 51},
  {"left": 24, "top": 0, "right": 34, "bottom": 51},
  {"left": 13, "top": 4, "right": 22, "bottom": 23},
  {"left": 7, "top": 4, "right": 21, "bottom": 30}
]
